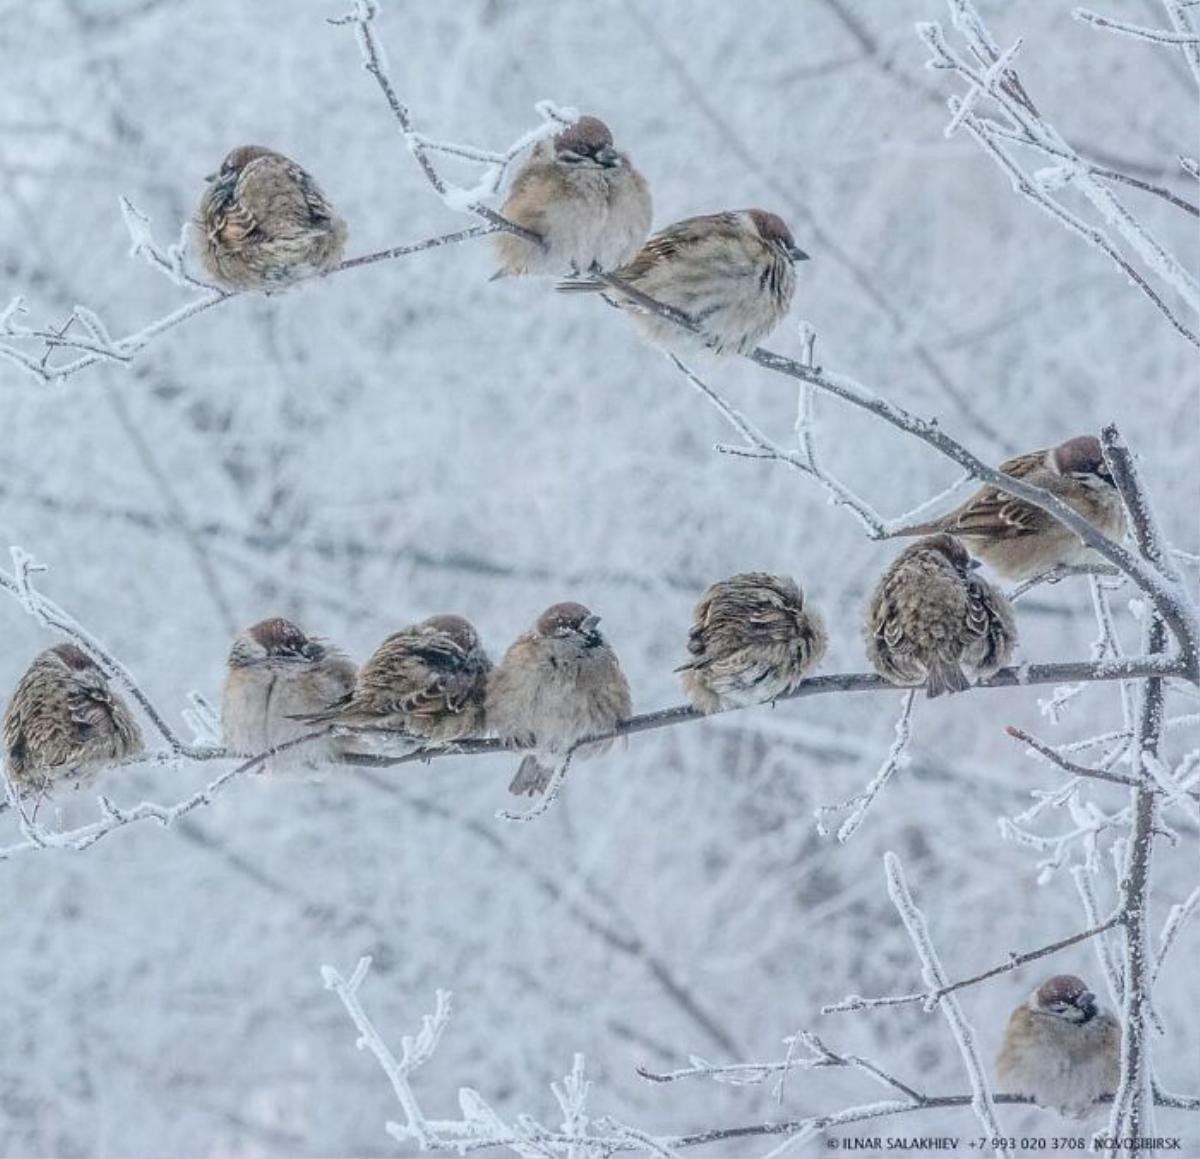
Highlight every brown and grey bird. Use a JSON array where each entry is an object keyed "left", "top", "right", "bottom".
[
  {"left": 221, "top": 617, "right": 357, "bottom": 777},
  {"left": 886, "top": 436, "right": 1126, "bottom": 581},
  {"left": 996, "top": 974, "right": 1121, "bottom": 1119},
  {"left": 295, "top": 615, "right": 490, "bottom": 745},
  {"left": 865, "top": 533, "right": 1016, "bottom": 698},
  {"left": 3, "top": 644, "right": 143, "bottom": 798},
  {"left": 678, "top": 573, "right": 827, "bottom": 713},
  {"left": 487, "top": 602, "right": 632, "bottom": 796},
  {"left": 493, "top": 115, "right": 652, "bottom": 278},
  {"left": 558, "top": 208, "right": 808, "bottom": 354},
  {"left": 193, "top": 145, "right": 347, "bottom": 290}
]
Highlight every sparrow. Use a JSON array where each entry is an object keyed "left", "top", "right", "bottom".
[
  {"left": 493, "top": 115, "right": 652, "bottom": 278},
  {"left": 677, "top": 572, "right": 827, "bottom": 713},
  {"left": 886, "top": 436, "right": 1127, "bottom": 581},
  {"left": 996, "top": 974, "right": 1121, "bottom": 1119},
  {"left": 557, "top": 208, "right": 808, "bottom": 354},
  {"left": 865, "top": 533, "right": 1016, "bottom": 698},
  {"left": 487, "top": 602, "right": 632, "bottom": 796},
  {"left": 193, "top": 145, "right": 347, "bottom": 290},
  {"left": 296, "top": 615, "right": 490, "bottom": 744},
  {"left": 221, "top": 617, "right": 357, "bottom": 777},
  {"left": 3, "top": 644, "right": 144, "bottom": 798}
]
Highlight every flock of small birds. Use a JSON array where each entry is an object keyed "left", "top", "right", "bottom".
[{"left": 2, "top": 115, "right": 1134, "bottom": 1117}]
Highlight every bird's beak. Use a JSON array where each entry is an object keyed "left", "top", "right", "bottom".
[
  {"left": 789, "top": 245, "right": 811, "bottom": 262},
  {"left": 595, "top": 146, "right": 619, "bottom": 168},
  {"left": 968, "top": 558, "right": 982, "bottom": 570},
  {"left": 580, "top": 614, "right": 601, "bottom": 634},
  {"left": 204, "top": 171, "right": 217, "bottom": 182}
]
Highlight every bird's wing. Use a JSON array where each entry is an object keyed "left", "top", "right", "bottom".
[
  {"left": 892, "top": 450, "right": 1052, "bottom": 540},
  {"left": 618, "top": 212, "right": 738, "bottom": 280}
]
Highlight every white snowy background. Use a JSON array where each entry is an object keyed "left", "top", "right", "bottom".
[{"left": 1, "top": 0, "right": 1197, "bottom": 1155}]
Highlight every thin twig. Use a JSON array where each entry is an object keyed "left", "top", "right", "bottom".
[{"left": 822, "top": 913, "right": 1122, "bottom": 1014}]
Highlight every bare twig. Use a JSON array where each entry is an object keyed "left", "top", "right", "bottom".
[{"left": 822, "top": 912, "right": 1121, "bottom": 1014}]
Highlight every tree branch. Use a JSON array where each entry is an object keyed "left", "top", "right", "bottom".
[{"left": 338, "top": 656, "right": 1187, "bottom": 771}]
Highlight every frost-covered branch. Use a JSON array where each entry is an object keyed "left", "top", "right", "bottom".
[
  {"left": 917, "top": 3, "right": 1200, "bottom": 348},
  {"left": 1005, "top": 725, "right": 1200, "bottom": 796},
  {"left": 1161, "top": 0, "right": 1200, "bottom": 84},
  {"left": 1, "top": 5, "right": 568, "bottom": 389},
  {"left": 0, "top": 207, "right": 504, "bottom": 384},
  {"left": 638, "top": 1030, "right": 925, "bottom": 1104},
  {"left": 883, "top": 852, "right": 1010, "bottom": 1156},
  {"left": 321, "top": 957, "right": 451, "bottom": 1150},
  {"left": 322, "top": 953, "right": 1194, "bottom": 1155},
  {"left": 330, "top": 0, "right": 557, "bottom": 237},
  {"left": 1105, "top": 626, "right": 1169, "bottom": 1149},
  {"left": 0, "top": 728, "right": 332, "bottom": 860},
  {"left": 0, "top": 547, "right": 215, "bottom": 757},
  {"left": 645, "top": 306, "right": 1200, "bottom": 668},
  {"left": 814, "top": 690, "right": 916, "bottom": 841},
  {"left": 672, "top": 352, "right": 886, "bottom": 536},
  {"left": 1073, "top": 8, "right": 1200, "bottom": 47}
]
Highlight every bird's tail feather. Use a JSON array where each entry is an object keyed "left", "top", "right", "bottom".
[
  {"left": 555, "top": 278, "right": 604, "bottom": 294},
  {"left": 882, "top": 518, "right": 943, "bottom": 539},
  {"left": 925, "top": 657, "right": 970, "bottom": 699},
  {"left": 508, "top": 754, "right": 552, "bottom": 796}
]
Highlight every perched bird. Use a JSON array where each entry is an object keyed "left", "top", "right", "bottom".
[
  {"left": 865, "top": 533, "right": 1016, "bottom": 698},
  {"left": 296, "top": 615, "right": 490, "bottom": 744},
  {"left": 221, "top": 617, "right": 357, "bottom": 777},
  {"left": 493, "top": 115, "right": 651, "bottom": 278},
  {"left": 678, "top": 573, "right": 827, "bottom": 713},
  {"left": 886, "top": 436, "right": 1126, "bottom": 581},
  {"left": 3, "top": 644, "right": 143, "bottom": 797},
  {"left": 193, "top": 145, "right": 347, "bottom": 290},
  {"left": 558, "top": 208, "right": 808, "bottom": 354},
  {"left": 996, "top": 974, "right": 1121, "bottom": 1119},
  {"left": 488, "top": 602, "right": 632, "bottom": 796}
]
